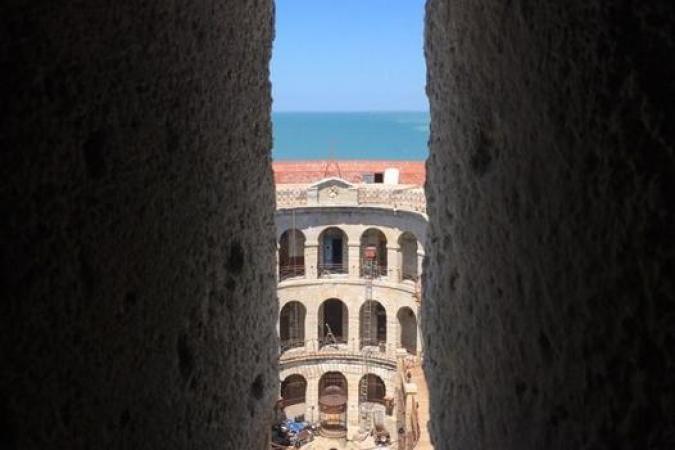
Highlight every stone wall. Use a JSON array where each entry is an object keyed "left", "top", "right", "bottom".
[
  {"left": 279, "top": 280, "right": 420, "bottom": 354},
  {"left": 3, "top": 1, "right": 673, "bottom": 449},
  {"left": 1, "top": 1, "right": 277, "bottom": 449},
  {"left": 424, "top": 1, "right": 674, "bottom": 449},
  {"left": 279, "top": 362, "right": 396, "bottom": 438}
]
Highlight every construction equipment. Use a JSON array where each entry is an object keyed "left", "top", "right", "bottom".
[
  {"left": 324, "top": 323, "right": 338, "bottom": 349},
  {"left": 359, "top": 245, "right": 378, "bottom": 432}
]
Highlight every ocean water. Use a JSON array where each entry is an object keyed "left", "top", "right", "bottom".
[{"left": 272, "top": 111, "right": 429, "bottom": 160}]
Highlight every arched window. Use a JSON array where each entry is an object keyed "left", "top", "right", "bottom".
[
  {"left": 318, "top": 299, "right": 348, "bottom": 347},
  {"left": 358, "top": 374, "right": 386, "bottom": 404},
  {"left": 279, "top": 229, "right": 306, "bottom": 280},
  {"left": 360, "top": 228, "right": 387, "bottom": 277},
  {"left": 398, "top": 231, "right": 419, "bottom": 281},
  {"left": 318, "top": 227, "right": 348, "bottom": 276},
  {"left": 359, "top": 300, "right": 386, "bottom": 350},
  {"left": 280, "top": 374, "right": 307, "bottom": 422},
  {"left": 281, "top": 374, "right": 307, "bottom": 407},
  {"left": 319, "top": 372, "right": 348, "bottom": 437},
  {"left": 279, "top": 301, "right": 306, "bottom": 351},
  {"left": 397, "top": 307, "right": 417, "bottom": 355}
]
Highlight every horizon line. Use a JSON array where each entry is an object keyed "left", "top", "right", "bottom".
[
  {"left": 272, "top": 109, "right": 429, "bottom": 114},
  {"left": 272, "top": 157, "right": 427, "bottom": 162}
]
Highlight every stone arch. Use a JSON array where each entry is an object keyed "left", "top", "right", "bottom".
[
  {"left": 318, "top": 298, "right": 348, "bottom": 347},
  {"left": 359, "top": 300, "right": 387, "bottom": 349},
  {"left": 318, "top": 372, "right": 348, "bottom": 437},
  {"left": 360, "top": 227, "right": 388, "bottom": 277},
  {"left": 278, "top": 229, "right": 306, "bottom": 280},
  {"left": 397, "top": 307, "right": 417, "bottom": 355},
  {"left": 358, "top": 373, "right": 386, "bottom": 404},
  {"left": 318, "top": 227, "right": 349, "bottom": 276},
  {"left": 279, "top": 301, "right": 306, "bottom": 351},
  {"left": 398, "top": 231, "right": 419, "bottom": 281},
  {"left": 280, "top": 373, "right": 307, "bottom": 422},
  {"left": 281, "top": 374, "right": 307, "bottom": 407}
]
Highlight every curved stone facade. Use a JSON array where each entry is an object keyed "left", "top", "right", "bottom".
[
  {"left": 280, "top": 362, "right": 397, "bottom": 426},
  {"left": 279, "top": 280, "right": 421, "bottom": 356},
  {"left": 275, "top": 177, "right": 427, "bottom": 440}
]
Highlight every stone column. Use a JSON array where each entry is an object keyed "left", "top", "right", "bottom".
[
  {"left": 305, "top": 301, "right": 318, "bottom": 352},
  {"left": 305, "top": 374, "right": 319, "bottom": 423},
  {"left": 349, "top": 298, "right": 360, "bottom": 350},
  {"left": 387, "top": 245, "right": 400, "bottom": 281},
  {"left": 347, "top": 372, "right": 361, "bottom": 439},
  {"left": 417, "top": 249, "right": 425, "bottom": 280},
  {"left": 275, "top": 242, "right": 280, "bottom": 282},
  {"left": 276, "top": 307, "right": 281, "bottom": 354},
  {"left": 305, "top": 242, "right": 319, "bottom": 279},
  {"left": 387, "top": 306, "right": 399, "bottom": 356},
  {"left": 416, "top": 305, "right": 423, "bottom": 355},
  {"left": 348, "top": 243, "right": 361, "bottom": 278}
]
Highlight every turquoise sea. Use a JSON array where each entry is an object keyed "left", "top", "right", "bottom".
[{"left": 272, "top": 111, "right": 429, "bottom": 160}]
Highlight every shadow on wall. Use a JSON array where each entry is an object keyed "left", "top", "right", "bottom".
[
  {"left": 2, "top": 1, "right": 278, "bottom": 449},
  {"left": 423, "top": 0, "right": 674, "bottom": 449}
]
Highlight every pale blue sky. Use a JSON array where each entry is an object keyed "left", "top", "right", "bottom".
[{"left": 271, "top": 0, "right": 428, "bottom": 112}]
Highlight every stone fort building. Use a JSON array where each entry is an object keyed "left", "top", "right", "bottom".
[
  {"left": 3, "top": 2, "right": 672, "bottom": 450},
  {"left": 273, "top": 161, "right": 428, "bottom": 446}
]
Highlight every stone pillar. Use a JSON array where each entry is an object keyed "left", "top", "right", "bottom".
[
  {"left": 305, "top": 242, "right": 319, "bottom": 279},
  {"left": 305, "top": 301, "right": 318, "bottom": 352},
  {"left": 349, "top": 299, "right": 360, "bottom": 350},
  {"left": 416, "top": 305, "right": 423, "bottom": 355},
  {"left": 348, "top": 243, "right": 361, "bottom": 278},
  {"left": 275, "top": 242, "right": 280, "bottom": 283},
  {"left": 387, "top": 306, "right": 399, "bottom": 356},
  {"left": 276, "top": 307, "right": 281, "bottom": 354},
  {"left": 347, "top": 372, "right": 361, "bottom": 439},
  {"left": 387, "top": 245, "right": 400, "bottom": 281},
  {"left": 305, "top": 374, "right": 319, "bottom": 423},
  {"left": 417, "top": 249, "right": 425, "bottom": 280}
]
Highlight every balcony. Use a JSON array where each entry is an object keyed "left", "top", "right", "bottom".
[
  {"left": 276, "top": 184, "right": 426, "bottom": 214},
  {"left": 279, "top": 339, "right": 397, "bottom": 369},
  {"left": 278, "top": 264, "right": 305, "bottom": 281},
  {"left": 317, "top": 263, "right": 348, "bottom": 277}
]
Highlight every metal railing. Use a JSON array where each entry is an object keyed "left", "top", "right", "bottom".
[
  {"left": 359, "top": 338, "right": 387, "bottom": 351},
  {"left": 277, "top": 397, "right": 306, "bottom": 409},
  {"left": 317, "top": 263, "right": 348, "bottom": 277},
  {"left": 319, "top": 419, "right": 347, "bottom": 438},
  {"left": 359, "top": 264, "right": 388, "bottom": 279},
  {"left": 279, "top": 339, "right": 305, "bottom": 353},
  {"left": 279, "top": 338, "right": 398, "bottom": 367},
  {"left": 278, "top": 264, "right": 305, "bottom": 281}
]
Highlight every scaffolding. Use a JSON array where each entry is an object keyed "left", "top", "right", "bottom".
[
  {"left": 359, "top": 244, "right": 378, "bottom": 432},
  {"left": 287, "top": 210, "right": 301, "bottom": 347}
]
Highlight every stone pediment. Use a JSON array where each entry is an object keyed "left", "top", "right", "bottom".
[
  {"left": 307, "top": 177, "right": 358, "bottom": 206},
  {"left": 308, "top": 177, "right": 355, "bottom": 190}
]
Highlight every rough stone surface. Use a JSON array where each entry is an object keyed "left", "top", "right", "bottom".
[
  {"left": 1, "top": 1, "right": 277, "bottom": 449},
  {"left": 424, "top": 1, "right": 674, "bottom": 449}
]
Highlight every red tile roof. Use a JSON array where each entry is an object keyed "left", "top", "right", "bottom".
[{"left": 273, "top": 160, "right": 426, "bottom": 185}]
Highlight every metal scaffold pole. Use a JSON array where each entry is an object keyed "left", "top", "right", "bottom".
[
  {"left": 288, "top": 210, "right": 299, "bottom": 347},
  {"left": 360, "top": 244, "right": 377, "bottom": 433}
]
